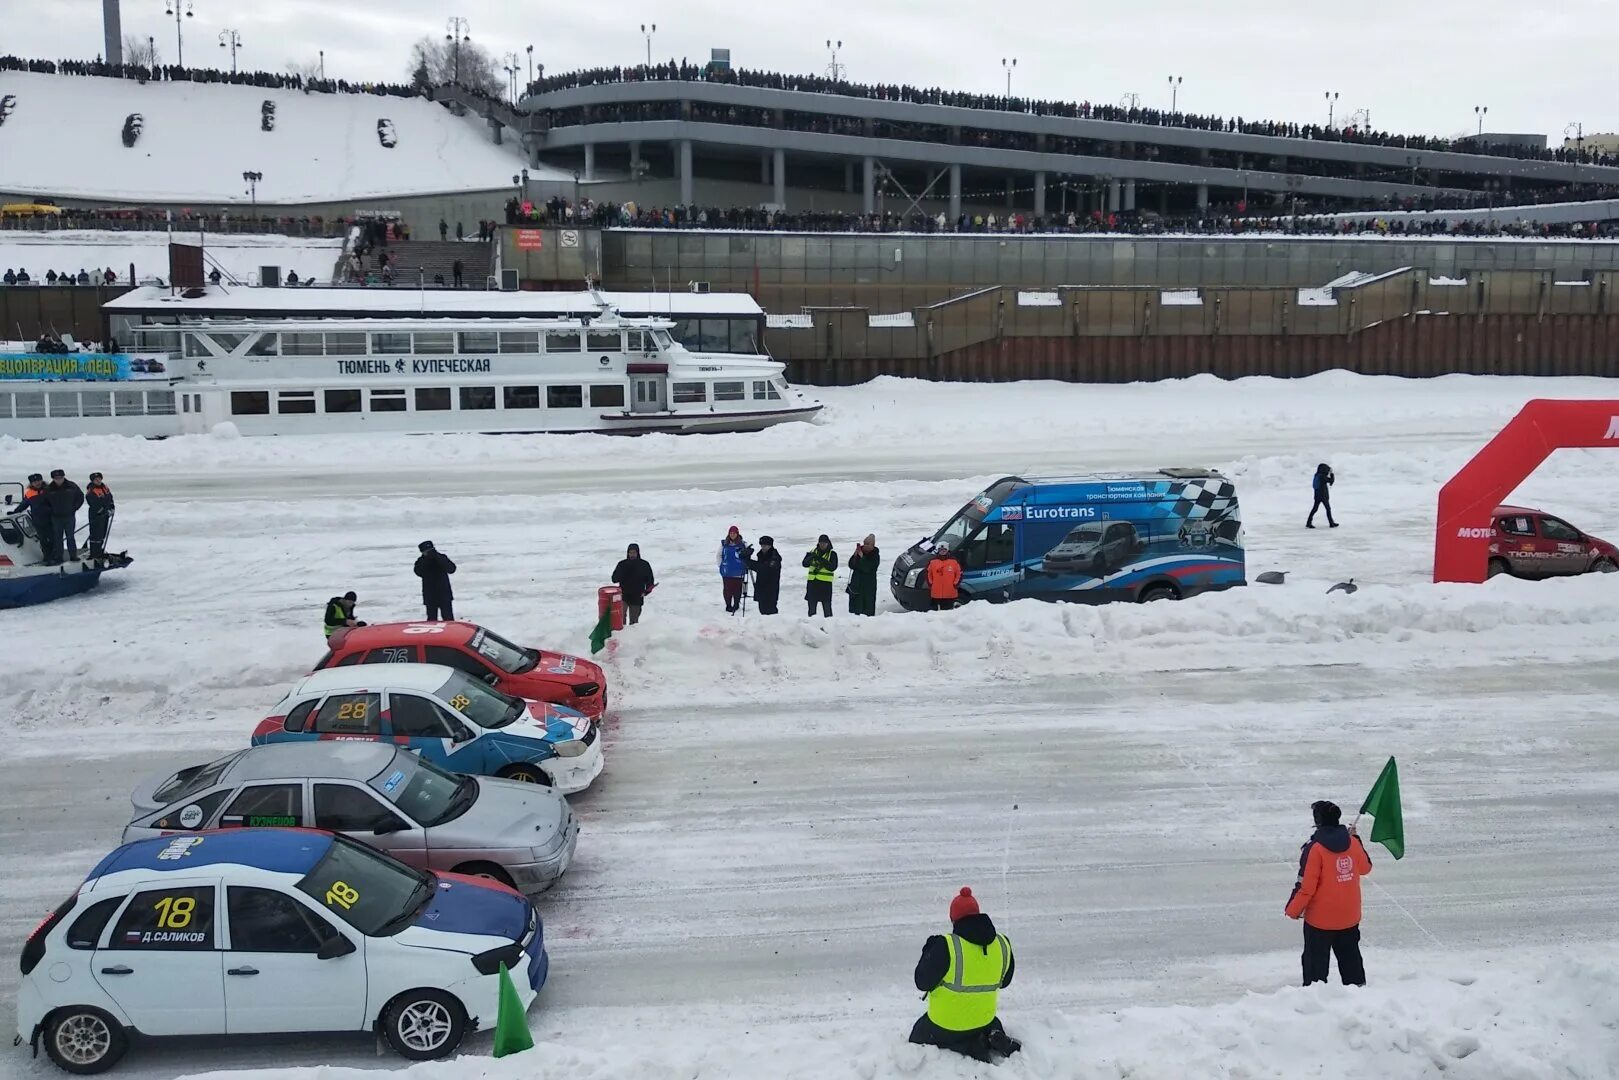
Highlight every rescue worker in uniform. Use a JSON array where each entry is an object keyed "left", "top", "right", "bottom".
[
  {"left": 413, "top": 540, "right": 457, "bottom": 621},
  {"left": 20, "top": 473, "right": 52, "bottom": 560},
  {"left": 803, "top": 534, "right": 838, "bottom": 617},
  {"left": 926, "top": 546, "right": 963, "bottom": 610},
  {"left": 44, "top": 469, "right": 84, "bottom": 563},
  {"left": 749, "top": 535, "right": 782, "bottom": 615},
  {"left": 611, "top": 543, "right": 656, "bottom": 625},
  {"left": 85, "top": 472, "right": 114, "bottom": 558},
  {"left": 1285, "top": 799, "right": 1372, "bottom": 986},
  {"left": 909, "top": 887, "right": 1021, "bottom": 1062},
  {"left": 323, "top": 591, "right": 363, "bottom": 638}
]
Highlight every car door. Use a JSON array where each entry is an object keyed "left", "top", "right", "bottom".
[
  {"left": 385, "top": 689, "right": 475, "bottom": 766},
  {"left": 309, "top": 690, "right": 383, "bottom": 744},
  {"left": 1494, "top": 514, "right": 1540, "bottom": 574},
  {"left": 1536, "top": 515, "right": 1590, "bottom": 574},
  {"left": 222, "top": 885, "right": 365, "bottom": 1034},
  {"left": 93, "top": 882, "right": 225, "bottom": 1035},
  {"left": 960, "top": 523, "right": 1018, "bottom": 598},
  {"left": 312, "top": 781, "right": 427, "bottom": 869},
  {"left": 216, "top": 781, "right": 308, "bottom": 831}
]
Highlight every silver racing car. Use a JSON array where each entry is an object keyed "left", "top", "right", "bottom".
[{"left": 124, "top": 741, "right": 578, "bottom": 896}]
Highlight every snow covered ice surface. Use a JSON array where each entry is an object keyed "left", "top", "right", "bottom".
[{"left": 3, "top": 372, "right": 1619, "bottom": 1079}]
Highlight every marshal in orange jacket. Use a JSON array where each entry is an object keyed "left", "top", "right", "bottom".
[
  {"left": 1284, "top": 825, "right": 1372, "bottom": 930},
  {"left": 927, "top": 556, "right": 962, "bottom": 600}
]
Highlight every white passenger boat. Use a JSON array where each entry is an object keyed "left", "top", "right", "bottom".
[{"left": 0, "top": 286, "right": 822, "bottom": 438}]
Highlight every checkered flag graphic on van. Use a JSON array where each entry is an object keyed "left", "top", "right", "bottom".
[{"left": 1167, "top": 478, "right": 1238, "bottom": 521}]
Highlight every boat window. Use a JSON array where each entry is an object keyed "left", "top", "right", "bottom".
[
  {"left": 415, "top": 387, "right": 451, "bottom": 411},
  {"left": 282, "top": 332, "right": 325, "bottom": 356},
  {"left": 504, "top": 386, "right": 540, "bottom": 410},
  {"left": 141, "top": 330, "right": 181, "bottom": 353},
  {"left": 369, "top": 389, "right": 407, "bottom": 413},
  {"left": 590, "top": 384, "right": 625, "bottom": 407},
  {"left": 47, "top": 392, "right": 79, "bottom": 418},
  {"left": 413, "top": 332, "right": 454, "bottom": 355},
  {"left": 752, "top": 380, "right": 769, "bottom": 400},
  {"left": 587, "top": 330, "right": 621, "bottom": 353},
  {"left": 625, "top": 330, "right": 645, "bottom": 353},
  {"left": 246, "top": 332, "right": 279, "bottom": 356},
  {"left": 672, "top": 382, "right": 706, "bottom": 404},
  {"left": 209, "top": 332, "right": 249, "bottom": 354},
  {"left": 713, "top": 381, "right": 746, "bottom": 402},
  {"left": 546, "top": 330, "right": 582, "bottom": 352},
  {"left": 325, "top": 332, "right": 367, "bottom": 356},
  {"left": 670, "top": 319, "right": 698, "bottom": 348},
  {"left": 765, "top": 381, "right": 782, "bottom": 400},
  {"left": 699, "top": 320, "right": 730, "bottom": 352},
  {"left": 277, "top": 390, "right": 316, "bottom": 415},
  {"left": 14, "top": 392, "right": 45, "bottom": 418},
  {"left": 0, "top": 394, "right": 13, "bottom": 419},
  {"left": 230, "top": 391, "right": 269, "bottom": 415},
  {"left": 498, "top": 331, "right": 539, "bottom": 354},
  {"left": 730, "top": 321, "right": 757, "bottom": 353},
  {"left": 371, "top": 332, "right": 412, "bottom": 355},
  {"left": 459, "top": 330, "right": 499, "bottom": 353},
  {"left": 547, "top": 385, "right": 584, "bottom": 409},
  {"left": 651, "top": 330, "right": 673, "bottom": 349},
  {"left": 80, "top": 391, "right": 112, "bottom": 417},
  {"left": 459, "top": 387, "right": 496, "bottom": 410},
  {"left": 146, "top": 391, "right": 175, "bottom": 415},
  {"left": 184, "top": 333, "right": 211, "bottom": 358},
  {"left": 324, "top": 389, "right": 362, "bottom": 413},
  {"left": 111, "top": 391, "right": 143, "bottom": 416}
]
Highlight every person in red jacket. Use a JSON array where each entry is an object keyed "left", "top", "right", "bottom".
[
  {"left": 926, "top": 547, "right": 962, "bottom": 610},
  {"left": 1285, "top": 799, "right": 1372, "bottom": 986}
]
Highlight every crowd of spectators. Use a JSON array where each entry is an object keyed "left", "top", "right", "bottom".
[
  {"left": 525, "top": 61, "right": 1619, "bottom": 167},
  {"left": 0, "top": 206, "right": 354, "bottom": 238},
  {"left": 0, "top": 54, "right": 420, "bottom": 98},
  {"left": 3, "top": 266, "right": 128, "bottom": 286}
]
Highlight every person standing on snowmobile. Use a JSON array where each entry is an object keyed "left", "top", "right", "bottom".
[
  {"left": 847, "top": 534, "right": 881, "bottom": 616},
  {"left": 717, "top": 525, "right": 752, "bottom": 615},
  {"left": 1285, "top": 799, "right": 1371, "bottom": 986},
  {"left": 750, "top": 535, "right": 783, "bottom": 615},
  {"left": 43, "top": 469, "right": 84, "bottom": 563},
  {"left": 803, "top": 534, "right": 838, "bottom": 617},
  {"left": 85, "top": 472, "right": 114, "bottom": 558},
  {"left": 414, "top": 541, "right": 458, "bottom": 621},
  {"left": 909, "top": 887, "right": 1021, "bottom": 1063}
]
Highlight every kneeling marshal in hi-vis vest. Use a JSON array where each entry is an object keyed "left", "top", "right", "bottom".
[{"left": 908, "top": 887, "right": 1022, "bottom": 1063}]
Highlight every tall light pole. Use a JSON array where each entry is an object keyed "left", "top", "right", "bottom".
[
  {"left": 1474, "top": 105, "right": 1488, "bottom": 138},
  {"left": 163, "top": 0, "right": 194, "bottom": 68},
  {"left": 242, "top": 170, "right": 262, "bottom": 214},
  {"left": 1168, "top": 75, "right": 1182, "bottom": 112},
  {"left": 1325, "top": 90, "right": 1338, "bottom": 127},
  {"left": 1002, "top": 57, "right": 1016, "bottom": 97},
  {"left": 526, "top": 44, "right": 533, "bottom": 91},
  {"left": 502, "top": 51, "right": 520, "bottom": 104},
  {"left": 1565, "top": 121, "right": 1583, "bottom": 156},
  {"left": 318, "top": 49, "right": 324, "bottom": 80},
  {"left": 825, "top": 39, "right": 844, "bottom": 83},
  {"left": 217, "top": 29, "right": 242, "bottom": 74},
  {"left": 445, "top": 17, "right": 471, "bottom": 86},
  {"left": 640, "top": 24, "right": 655, "bottom": 68}
]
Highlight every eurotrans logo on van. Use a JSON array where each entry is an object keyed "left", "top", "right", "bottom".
[
  {"left": 1025, "top": 506, "right": 1098, "bottom": 521},
  {"left": 1457, "top": 526, "right": 1494, "bottom": 538}
]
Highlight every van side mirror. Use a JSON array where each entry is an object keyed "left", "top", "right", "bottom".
[{"left": 317, "top": 934, "right": 356, "bottom": 960}]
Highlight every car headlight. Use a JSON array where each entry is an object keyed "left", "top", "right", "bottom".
[
  {"left": 551, "top": 739, "right": 587, "bottom": 758},
  {"left": 905, "top": 568, "right": 923, "bottom": 588},
  {"left": 470, "top": 943, "right": 524, "bottom": 975}
]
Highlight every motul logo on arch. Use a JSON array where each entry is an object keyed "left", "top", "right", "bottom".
[
  {"left": 1456, "top": 527, "right": 1493, "bottom": 538},
  {"left": 1606, "top": 416, "right": 1619, "bottom": 439}
]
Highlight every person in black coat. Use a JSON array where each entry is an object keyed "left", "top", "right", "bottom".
[
  {"left": 43, "top": 469, "right": 84, "bottom": 562},
  {"left": 413, "top": 540, "right": 457, "bottom": 621},
  {"left": 1307, "top": 463, "right": 1338, "bottom": 529},
  {"left": 749, "top": 535, "right": 783, "bottom": 615},
  {"left": 611, "top": 543, "right": 656, "bottom": 625},
  {"left": 85, "top": 472, "right": 115, "bottom": 557}
]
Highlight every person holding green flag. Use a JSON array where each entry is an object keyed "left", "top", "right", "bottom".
[{"left": 1284, "top": 799, "right": 1372, "bottom": 986}]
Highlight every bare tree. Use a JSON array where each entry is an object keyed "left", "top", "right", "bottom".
[
  {"left": 286, "top": 58, "right": 323, "bottom": 83},
  {"left": 123, "top": 34, "right": 160, "bottom": 69},
  {"left": 407, "top": 36, "right": 500, "bottom": 97}
]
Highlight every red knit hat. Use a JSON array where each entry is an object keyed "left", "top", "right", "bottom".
[{"left": 948, "top": 887, "right": 979, "bottom": 922}]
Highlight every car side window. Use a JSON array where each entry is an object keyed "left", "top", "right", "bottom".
[
  {"left": 313, "top": 783, "right": 397, "bottom": 832},
  {"left": 311, "top": 693, "right": 381, "bottom": 735},
  {"left": 1106, "top": 523, "right": 1130, "bottom": 542},
  {"left": 283, "top": 700, "right": 317, "bottom": 733},
  {"left": 149, "top": 789, "right": 230, "bottom": 831},
  {"left": 1497, "top": 516, "right": 1534, "bottom": 537},
  {"left": 425, "top": 645, "right": 489, "bottom": 678},
  {"left": 220, "top": 783, "right": 304, "bottom": 828},
  {"left": 363, "top": 646, "right": 417, "bottom": 664},
  {"left": 66, "top": 897, "right": 125, "bottom": 950},
  {"left": 1539, "top": 517, "right": 1581, "bottom": 541},
  {"left": 330, "top": 651, "right": 365, "bottom": 667},
  {"left": 108, "top": 886, "right": 216, "bottom": 950},
  {"left": 388, "top": 693, "right": 457, "bottom": 738},
  {"left": 227, "top": 886, "right": 335, "bottom": 953}
]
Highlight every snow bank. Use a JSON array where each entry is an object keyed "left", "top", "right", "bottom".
[
  {"left": 175, "top": 951, "right": 1619, "bottom": 1080},
  {"left": 0, "top": 230, "right": 343, "bottom": 284},
  {"left": 0, "top": 71, "right": 571, "bottom": 203}
]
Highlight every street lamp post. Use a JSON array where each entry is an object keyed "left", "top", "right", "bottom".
[
  {"left": 526, "top": 44, "right": 533, "bottom": 92},
  {"left": 826, "top": 40, "right": 844, "bottom": 83},
  {"left": 640, "top": 24, "right": 655, "bottom": 68},
  {"left": 502, "top": 52, "right": 520, "bottom": 104},
  {"left": 1168, "top": 75, "right": 1182, "bottom": 112},
  {"left": 217, "top": 29, "right": 242, "bottom": 73},
  {"left": 445, "top": 17, "right": 471, "bottom": 86},
  {"left": 164, "top": 1, "right": 194, "bottom": 68},
  {"left": 242, "top": 170, "right": 262, "bottom": 215},
  {"left": 1002, "top": 57, "right": 1016, "bottom": 97},
  {"left": 318, "top": 50, "right": 324, "bottom": 81},
  {"left": 1474, "top": 105, "right": 1488, "bottom": 138},
  {"left": 1325, "top": 90, "right": 1338, "bottom": 127}
]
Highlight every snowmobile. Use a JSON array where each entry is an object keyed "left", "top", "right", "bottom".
[{"left": 0, "top": 482, "right": 133, "bottom": 608}]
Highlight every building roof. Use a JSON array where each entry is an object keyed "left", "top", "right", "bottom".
[{"left": 105, "top": 284, "right": 765, "bottom": 318}]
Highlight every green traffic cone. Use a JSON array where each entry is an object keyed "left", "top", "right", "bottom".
[{"left": 492, "top": 961, "right": 534, "bottom": 1058}]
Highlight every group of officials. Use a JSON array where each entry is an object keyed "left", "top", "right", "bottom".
[{"left": 10, "top": 470, "right": 115, "bottom": 562}]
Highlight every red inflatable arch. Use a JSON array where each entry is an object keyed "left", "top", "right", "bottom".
[{"left": 1435, "top": 399, "right": 1619, "bottom": 583}]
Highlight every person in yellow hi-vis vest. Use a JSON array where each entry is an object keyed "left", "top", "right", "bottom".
[{"left": 908, "top": 887, "right": 1021, "bottom": 1062}]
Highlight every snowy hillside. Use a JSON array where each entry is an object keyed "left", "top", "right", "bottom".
[
  {"left": 0, "top": 229, "right": 343, "bottom": 284},
  {"left": 0, "top": 71, "right": 571, "bottom": 203}
]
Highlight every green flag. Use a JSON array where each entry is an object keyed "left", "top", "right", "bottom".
[
  {"left": 1358, "top": 756, "right": 1404, "bottom": 860},
  {"left": 588, "top": 608, "right": 613, "bottom": 655},
  {"left": 492, "top": 961, "right": 534, "bottom": 1058}
]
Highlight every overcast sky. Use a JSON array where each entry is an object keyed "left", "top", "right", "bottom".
[{"left": 5, "top": 0, "right": 1612, "bottom": 142}]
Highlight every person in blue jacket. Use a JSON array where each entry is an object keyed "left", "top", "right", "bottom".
[
  {"left": 1307, "top": 463, "right": 1338, "bottom": 529},
  {"left": 717, "top": 524, "right": 753, "bottom": 614}
]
